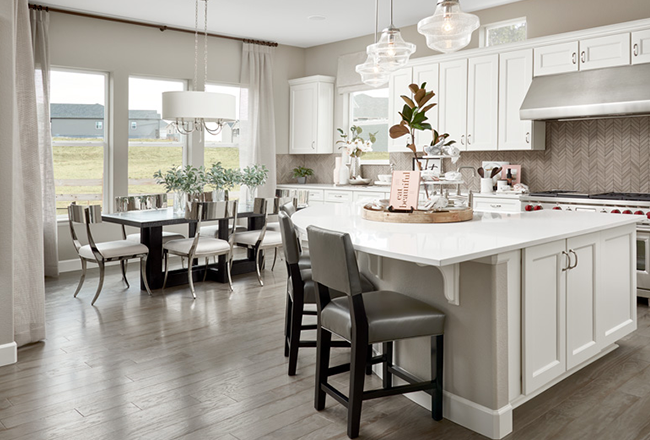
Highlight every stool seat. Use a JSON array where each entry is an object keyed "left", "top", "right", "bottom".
[{"left": 321, "top": 291, "right": 446, "bottom": 344}]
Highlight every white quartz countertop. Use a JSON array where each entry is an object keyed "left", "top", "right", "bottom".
[
  {"left": 292, "top": 204, "right": 640, "bottom": 267},
  {"left": 278, "top": 183, "right": 391, "bottom": 191}
]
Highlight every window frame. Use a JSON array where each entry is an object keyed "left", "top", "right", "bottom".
[
  {"left": 347, "top": 87, "right": 390, "bottom": 165},
  {"left": 479, "top": 17, "right": 527, "bottom": 48},
  {"left": 50, "top": 67, "right": 109, "bottom": 220}
]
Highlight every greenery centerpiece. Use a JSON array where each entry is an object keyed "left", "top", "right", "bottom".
[
  {"left": 292, "top": 166, "right": 314, "bottom": 184},
  {"left": 337, "top": 125, "right": 376, "bottom": 179},
  {"left": 206, "top": 162, "right": 243, "bottom": 201},
  {"left": 241, "top": 164, "right": 269, "bottom": 204}
]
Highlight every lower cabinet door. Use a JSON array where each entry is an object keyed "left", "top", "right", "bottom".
[
  {"left": 598, "top": 225, "right": 637, "bottom": 347},
  {"left": 523, "top": 239, "right": 567, "bottom": 394},
  {"left": 566, "top": 233, "right": 600, "bottom": 370}
]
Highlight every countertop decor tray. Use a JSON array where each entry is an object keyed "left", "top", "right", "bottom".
[{"left": 361, "top": 205, "right": 474, "bottom": 224}]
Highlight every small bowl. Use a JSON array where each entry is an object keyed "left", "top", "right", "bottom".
[
  {"left": 375, "top": 198, "right": 390, "bottom": 209},
  {"left": 377, "top": 174, "right": 392, "bottom": 183}
]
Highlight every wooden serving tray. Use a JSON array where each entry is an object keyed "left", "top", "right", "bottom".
[{"left": 361, "top": 205, "right": 474, "bottom": 224}]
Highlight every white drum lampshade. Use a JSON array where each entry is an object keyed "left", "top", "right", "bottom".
[{"left": 162, "top": 91, "right": 236, "bottom": 122}]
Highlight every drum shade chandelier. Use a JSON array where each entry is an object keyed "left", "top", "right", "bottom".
[
  {"left": 417, "top": 0, "right": 480, "bottom": 54},
  {"left": 162, "top": 0, "right": 235, "bottom": 135}
]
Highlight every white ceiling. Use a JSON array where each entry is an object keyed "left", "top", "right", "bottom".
[{"left": 37, "top": 0, "right": 525, "bottom": 48}]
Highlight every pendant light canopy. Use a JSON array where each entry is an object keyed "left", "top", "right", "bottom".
[
  {"left": 417, "top": 0, "right": 480, "bottom": 54},
  {"left": 162, "top": 0, "right": 235, "bottom": 136},
  {"left": 356, "top": 0, "right": 389, "bottom": 87},
  {"left": 367, "top": 0, "right": 416, "bottom": 72}
]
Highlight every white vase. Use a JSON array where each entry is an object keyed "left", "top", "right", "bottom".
[
  {"left": 245, "top": 186, "right": 258, "bottom": 206},
  {"left": 338, "top": 164, "right": 350, "bottom": 185},
  {"left": 333, "top": 157, "right": 342, "bottom": 185}
]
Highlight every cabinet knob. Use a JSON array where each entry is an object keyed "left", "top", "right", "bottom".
[
  {"left": 460, "top": 135, "right": 465, "bottom": 146},
  {"left": 581, "top": 51, "right": 586, "bottom": 63},
  {"left": 572, "top": 52, "right": 577, "bottom": 64},
  {"left": 634, "top": 43, "right": 639, "bottom": 57},
  {"left": 525, "top": 132, "right": 530, "bottom": 143}
]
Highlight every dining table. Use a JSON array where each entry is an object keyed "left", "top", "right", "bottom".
[{"left": 102, "top": 205, "right": 264, "bottom": 290}]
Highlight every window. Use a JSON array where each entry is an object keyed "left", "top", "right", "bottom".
[
  {"left": 50, "top": 69, "right": 107, "bottom": 216},
  {"left": 128, "top": 76, "right": 185, "bottom": 195},
  {"left": 203, "top": 83, "right": 242, "bottom": 171},
  {"left": 349, "top": 88, "right": 389, "bottom": 163},
  {"left": 480, "top": 17, "right": 527, "bottom": 48}
]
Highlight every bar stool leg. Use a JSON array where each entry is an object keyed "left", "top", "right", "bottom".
[
  {"left": 432, "top": 334, "right": 444, "bottom": 421},
  {"left": 365, "top": 345, "right": 373, "bottom": 375},
  {"left": 315, "top": 326, "right": 332, "bottom": 411},
  {"left": 348, "top": 335, "right": 368, "bottom": 439},
  {"left": 382, "top": 341, "right": 393, "bottom": 389},
  {"left": 288, "top": 294, "right": 304, "bottom": 376},
  {"left": 284, "top": 292, "right": 292, "bottom": 357}
]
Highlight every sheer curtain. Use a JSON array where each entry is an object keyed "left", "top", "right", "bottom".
[
  {"left": 239, "top": 43, "right": 277, "bottom": 198},
  {"left": 0, "top": 0, "right": 47, "bottom": 348}
]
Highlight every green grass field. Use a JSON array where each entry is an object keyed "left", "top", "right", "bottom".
[{"left": 54, "top": 144, "right": 239, "bottom": 215}]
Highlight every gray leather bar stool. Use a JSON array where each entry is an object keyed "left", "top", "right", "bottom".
[
  {"left": 307, "top": 225, "right": 446, "bottom": 439},
  {"left": 278, "top": 212, "right": 376, "bottom": 376}
]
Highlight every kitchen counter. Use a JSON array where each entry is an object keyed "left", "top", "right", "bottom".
[
  {"left": 292, "top": 204, "right": 639, "bottom": 439},
  {"left": 278, "top": 182, "right": 391, "bottom": 190}
]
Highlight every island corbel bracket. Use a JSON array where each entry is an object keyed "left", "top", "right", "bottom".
[{"left": 416, "top": 262, "right": 460, "bottom": 306}]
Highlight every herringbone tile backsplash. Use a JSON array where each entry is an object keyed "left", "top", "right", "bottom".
[{"left": 277, "top": 117, "right": 650, "bottom": 193}]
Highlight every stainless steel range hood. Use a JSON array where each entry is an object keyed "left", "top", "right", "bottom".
[{"left": 520, "top": 64, "right": 650, "bottom": 121}]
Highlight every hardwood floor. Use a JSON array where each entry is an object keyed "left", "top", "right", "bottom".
[{"left": 2, "top": 262, "right": 650, "bottom": 439}]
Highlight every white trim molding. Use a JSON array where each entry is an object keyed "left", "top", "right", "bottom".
[{"left": 0, "top": 342, "right": 17, "bottom": 367}]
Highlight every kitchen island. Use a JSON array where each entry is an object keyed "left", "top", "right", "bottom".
[{"left": 292, "top": 204, "right": 640, "bottom": 439}]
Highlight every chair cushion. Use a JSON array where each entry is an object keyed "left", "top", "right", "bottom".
[
  {"left": 234, "top": 230, "right": 283, "bottom": 249},
  {"left": 320, "top": 291, "right": 446, "bottom": 344},
  {"left": 199, "top": 224, "right": 246, "bottom": 237},
  {"left": 295, "top": 269, "right": 375, "bottom": 304},
  {"left": 79, "top": 240, "right": 149, "bottom": 260},
  {"left": 266, "top": 222, "right": 280, "bottom": 232},
  {"left": 163, "top": 237, "right": 231, "bottom": 257},
  {"left": 127, "top": 231, "right": 185, "bottom": 244}
]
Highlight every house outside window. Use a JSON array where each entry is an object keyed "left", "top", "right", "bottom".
[
  {"left": 349, "top": 88, "right": 389, "bottom": 164},
  {"left": 480, "top": 17, "right": 527, "bottom": 47}
]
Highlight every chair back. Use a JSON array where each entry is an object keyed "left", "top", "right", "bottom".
[
  {"left": 185, "top": 201, "right": 238, "bottom": 254},
  {"left": 68, "top": 204, "right": 102, "bottom": 258},
  {"left": 279, "top": 199, "right": 297, "bottom": 217},
  {"left": 276, "top": 189, "right": 309, "bottom": 208},
  {"left": 278, "top": 211, "right": 300, "bottom": 265},
  {"left": 114, "top": 194, "right": 166, "bottom": 212},
  {"left": 306, "top": 226, "right": 364, "bottom": 297}
]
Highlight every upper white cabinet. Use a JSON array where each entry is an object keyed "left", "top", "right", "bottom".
[
  {"left": 467, "top": 54, "right": 499, "bottom": 151},
  {"left": 388, "top": 68, "right": 413, "bottom": 152},
  {"left": 438, "top": 59, "right": 468, "bottom": 151},
  {"left": 534, "top": 33, "right": 630, "bottom": 76},
  {"left": 412, "top": 64, "right": 439, "bottom": 148},
  {"left": 499, "top": 49, "right": 545, "bottom": 151},
  {"left": 288, "top": 76, "right": 334, "bottom": 155},
  {"left": 632, "top": 29, "right": 650, "bottom": 64}
]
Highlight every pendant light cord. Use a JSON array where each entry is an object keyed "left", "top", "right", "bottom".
[
  {"left": 390, "top": 0, "right": 394, "bottom": 28},
  {"left": 193, "top": 0, "right": 198, "bottom": 91},
  {"left": 374, "top": 0, "right": 378, "bottom": 43},
  {"left": 204, "top": 0, "right": 209, "bottom": 92}
]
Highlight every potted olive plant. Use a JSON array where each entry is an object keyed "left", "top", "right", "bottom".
[{"left": 292, "top": 166, "right": 314, "bottom": 184}]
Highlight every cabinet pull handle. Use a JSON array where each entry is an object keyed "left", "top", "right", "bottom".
[
  {"left": 311, "top": 141, "right": 315, "bottom": 150},
  {"left": 581, "top": 51, "right": 586, "bottom": 63},
  {"left": 525, "top": 132, "right": 530, "bottom": 143},
  {"left": 490, "top": 204, "right": 502, "bottom": 208},
  {"left": 467, "top": 134, "right": 472, "bottom": 145},
  {"left": 569, "top": 249, "right": 578, "bottom": 269},
  {"left": 461, "top": 135, "right": 465, "bottom": 145},
  {"left": 634, "top": 43, "right": 639, "bottom": 57},
  {"left": 562, "top": 251, "right": 571, "bottom": 271},
  {"left": 572, "top": 52, "right": 577, "bottom": 64}
]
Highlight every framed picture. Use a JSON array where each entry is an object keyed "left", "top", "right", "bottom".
[
  {"left": 412, "top": 157, "right": 441, "bottom": 174},
  {"left": 501, "top": 165, "right": 521, "bottom": 185}
]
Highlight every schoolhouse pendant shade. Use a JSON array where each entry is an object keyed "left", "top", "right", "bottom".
[
  {"left": 367, "top": 25, "right": 416, "bottom": 71},
  {"left": 417, "top": 0, "right": 480, "bottom": 54},
  {"left": 355, "top": 54, "right": 389, "bottom": 87}
]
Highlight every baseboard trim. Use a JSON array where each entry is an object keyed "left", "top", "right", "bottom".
[{"left": 0, "top": 342, "right": 17, "bottom": 367}]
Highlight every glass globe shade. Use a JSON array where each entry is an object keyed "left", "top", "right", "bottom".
[
  {"left": 367, "top": 26, "right": 416, "bottom": 72},
  {"left": 355, "top": 55, "right": 389, "bottom": 87},
  {"left": 417, "top": 0, "right": 480, "bottom": 54}
]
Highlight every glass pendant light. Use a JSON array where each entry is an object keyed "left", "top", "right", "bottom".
[
  {"left": 356, "top": 0, "right": 389, "bottom": 87},
  {"left": 367, "top": 0, "right": 416, "bottom": 72},
  {"left": 417, "top": 0, "right": 480, "bottom": 54}
]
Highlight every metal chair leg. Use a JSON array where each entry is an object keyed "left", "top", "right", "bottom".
[
  {"left": 140, "top": 256, "right": 153, "bottom": 296},
  {"left": 73, "top": 259, "right": 87, "bottom": 297},
  {"left": 203, "top": 257, "right": 209, "bottom": 282},
  {"left": 188, "top": 257, "right": 196, "bottom": 299},
  {"left": 120, "top": 260, "right": 130, "bottom": 288},
  {"left": 226, "top": 254, "right": 234, "bottom": 291},
  {"left": 91, "top": 261, "right": 105, "bottom": 306},
  {"left": 271, "top": 247, "right": 278, "bottom": 271},
  {"left": 162, "top": 252, "right": 169, "bottom": 290},
  {"left": 255, "top": 247, "right": 264, "bottom": 286}
]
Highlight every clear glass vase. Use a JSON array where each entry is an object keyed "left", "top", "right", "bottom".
[
  {"left": 245, "top": 186, "right": 258, "bottom": 208},
  {"left": 349, "top": 156, "right": 361, "bottom": 179},
  {"left": 213, "top": 189, "right": 227, "bottom": 202},
  {"left": 173, "top": 191, "right": 186, "bottom": 214}
]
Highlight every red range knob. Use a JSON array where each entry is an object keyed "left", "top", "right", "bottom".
[
  {"left": 525, "top": 204, "right": 534, "bottom": 211},
  {"left": 635, "top": 210, "right": 645, "bottom": 216},
  {"left": 647, "top": 212, "right": 650, "bottom": 219},
  {"left": 534, "top": 205, "right": 543, "bottom": 211},
  {"left": 622, "top": 210, "right": 633, "bottom": 215},
  {"left": 553, "top": 206, "right": 562, "bottom": 210},
  {"left": 611, "top": 209, "right": 621, "bottom": 214}
]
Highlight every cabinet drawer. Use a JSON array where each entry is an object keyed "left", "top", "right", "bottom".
[
  {"left": 324, "top": 190, "right": 352, "bottom": 203},
  {"left": 307, "top": 189, "right": 324, "bottom": 201},
  {"left": 473, "top": 198, "right": 521, "bottom": 213},
  {"left": 353, "top": 191, "right": 386, "bottom": 203}
]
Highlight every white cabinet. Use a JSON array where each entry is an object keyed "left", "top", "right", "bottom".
[
  {"left": 534, "top": 34, "right": 630, "bottom": 76},
  {"left": 439, "top": 59, "right": 468, "bottom": 151},
  {"left": 498, "top": 49, "right": 545, "bottom": 151},
  {"left": 632, "top": 29, "right": 650, "bottom": 65},
  {"left": 467, "top": 54, "right": 499, "bottom": 151},
  {"left": 289, "top": 76, "right": 335, "bottom": 155},
  {"left": 413, "top": 64, "right": 439, "bottom": 148},
  {"left": 324, "top": 190, "right": 353, "bottom": 204},
  {"left": 306, "top": 189, "right": 324, "bottom": 206},
  {"left": 472, "top": 195, "right": 522, "bottom": 213},
  {"left": 388, "top": 68, "right": 413, "bottom": 152},
  {"left": 523, "top": 226, "right": 636, "bottom": 394}
]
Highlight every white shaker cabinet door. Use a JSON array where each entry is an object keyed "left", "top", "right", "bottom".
[
  {"left": 565, "top": 233, "right": 600, "bottom": 370},
  {"left": 438, "top": 59, "right": 468, "bottom": 151},
  {"left": 523, "top": 239, "right": 567, "bottom": 395},
  {"left": 466, "top": 54, "right": 498, "bottom": 151},
  {"left": 579, "top": 33, "right": 630, "bottom": 71},
  {"left": 289, "top": 83, "right": 318, "bottom": 154},
  {"left": 534, "top": 41, "right": 579, "bottom": 77},
  {"left": 632, "top": 29, "right": 650, "bottom": 65},
  {"left": 413, "top": 63, "right": 439, "bottom": 148},
  {"left": 388, "top": 68, "right": 413, "bottom": 152}
]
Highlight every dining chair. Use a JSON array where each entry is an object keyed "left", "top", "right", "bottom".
[
  {"left": 266, "top": 197, "right": 298, "bottom": 232},
  {"left": 114, "top": 195, "right": 185, "bottom": 244},
  {"left": 233, "top": 197, "right": 283, "bottom": 286},
  {"left": 162, "top": 200, "right": 238, "bottom": 298},
  {"left": 68, "top": 203, "right": 153, "bottom": 306},
  {"left": 307, "top": 225, "right": 446, "bottom": 438}
]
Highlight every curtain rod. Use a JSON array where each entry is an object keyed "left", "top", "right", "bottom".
[{"left": 27, "top": 3, "right": 279, "bottom": 47}]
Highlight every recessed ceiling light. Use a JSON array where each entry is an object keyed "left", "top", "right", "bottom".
[{"left": 308, "top": 15, "right": 326, "bottom": 21}]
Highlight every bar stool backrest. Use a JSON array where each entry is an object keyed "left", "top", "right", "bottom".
[
  {"left": 278, "top": 211, "right": 300, "bottom": 265},
  {"left": 306, "top": 225, "right": 364, "bottom": 297}
]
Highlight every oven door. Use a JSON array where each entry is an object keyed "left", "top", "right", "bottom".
[{"left": 637, "top": 228, "right": 650, "bottom": 298}]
